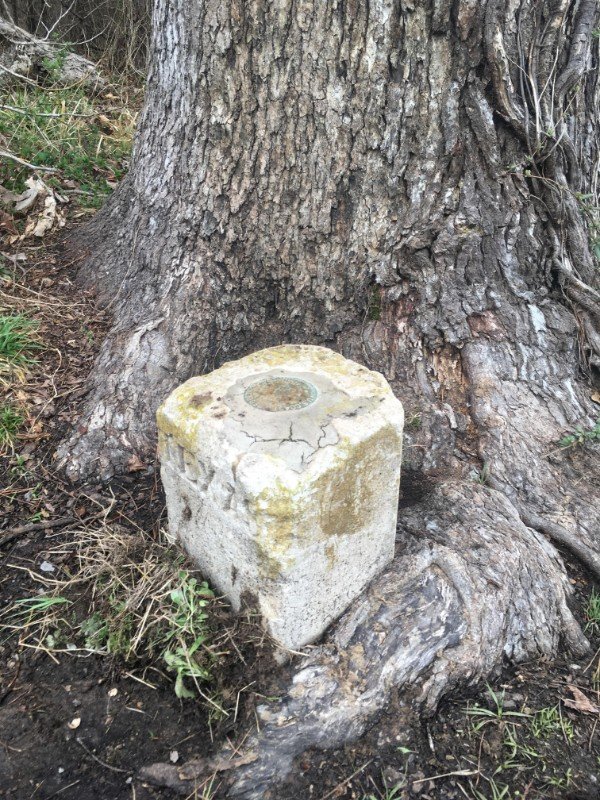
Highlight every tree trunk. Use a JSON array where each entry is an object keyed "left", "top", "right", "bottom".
[{"left": 58, "top": 0, "right": 600, "bottom": 795}]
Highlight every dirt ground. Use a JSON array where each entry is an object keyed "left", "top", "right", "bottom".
[{"left": 2, "top": 226, "right": 600, "bottom": 800}]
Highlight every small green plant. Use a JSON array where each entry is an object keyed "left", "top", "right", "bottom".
[
  {"left": 0, "top": 405, "right": 24, "bottom": 448},
  {"left": 4, "top": 595, "right": 71, "bottom": 643},
  {"left": 41, "top": 47, "right": 69, "bottom": 82},
  {"left": 9, "top": 454, "right": 33, "bottom": 479},
  {"left": 0, "top": 314, "right": 40, "bottom": 367},
  {"left": 1, "top": 527, "right": 223, "bottom": 703},
  {"left": 501, "top": 723, "right": 541, "bottom": 767},
  {"left": 531, "top": 705, "right": 573, "bottom": 740},
  {"left": 161, "top": 574, "right": 215, "bottom": 698},
  {"left": 11, "top": 596, "right": 71, "bottom": 617},
  {"left": 584, "top": 588, "right": 600, "bottom": 633},
  {"left": 10, "top": 454, "right": 27, "bottom": 472},
  {"left": 558, "top": 418, "right": 600, "bottom": 449},
  {"left": 466, "top": 685, "right": 530, "bottom": 732},
  {"left": 80, "top": 594, "right": 136, "bottom": 658},
  {"left": 197, "top": 777, "right": 218, "bottom": 800},
  {"left": 468, "top": 776, "right": 511, "bottom": 800},
  {"left": 405, "top": 413, "right": 422, "bottom": 431},
  {"left": 81, "top": 325, "right": 94, "bottom": 344},
  {"left": 80, "top": 612, "right": 109, "bottom": 650},
  {"left": 80, "top": 572, "right": 214, "bottom": 697},
  {"left": 474, "top": 462, "right": 490, "bottom": 485},
  {"left": 543, "top": 767, "right": 573, "bottom": 790}
]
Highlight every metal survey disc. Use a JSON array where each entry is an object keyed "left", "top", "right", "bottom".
[{"left": 243, "top": 376, "right": 318, "bottom": 412}]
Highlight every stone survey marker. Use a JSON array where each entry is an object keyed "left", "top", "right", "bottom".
[{"left": 157, "top": 345, "right": 404, "bottom": 650}]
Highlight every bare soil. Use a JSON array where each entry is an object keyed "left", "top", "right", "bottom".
[{"left": 1, "top": 229, "right": 600, "bottom": 800}]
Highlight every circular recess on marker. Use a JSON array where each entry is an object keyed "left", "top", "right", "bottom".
[{"left": 243, "top": 376, "right": 318, "bottom": 412}]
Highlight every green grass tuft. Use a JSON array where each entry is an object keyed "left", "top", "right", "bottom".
[
  {"left": 0, "top": 526, "right": 223, "bottom": 703},
  {"left": 584, "top": 588, "right": 600, "bottom": 633},
  {"left": 0, "top": 86, "right": 134, "bottom": 203},
  {"left": 0, "top": 405, "right": 24, "bottom": 449},
  {"left": 558, "top": 418, "right": 600, "bottom": 449},
  {"left": 0, "top": 314, "right": 41, "bottom": 366}
]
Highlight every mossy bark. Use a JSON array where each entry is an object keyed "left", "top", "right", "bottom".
[{"left": 59, "top": 0, "right": 600, "bottom": 795}]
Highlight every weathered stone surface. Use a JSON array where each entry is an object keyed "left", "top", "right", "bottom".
[{"left": 157, "top": 344, "right": 404, "bottom": 650}]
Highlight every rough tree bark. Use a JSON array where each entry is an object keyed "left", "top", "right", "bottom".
[{"left": 57, "top": 0, "right": 600, "bottom": 795}]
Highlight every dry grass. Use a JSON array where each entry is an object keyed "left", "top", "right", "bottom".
[
  {"left": 0, "top": 70, "right": 134, "bottom": 454},
  {"left": 0, "top": 522, "right": 253, "bottom": 709},
  {"left": 0, "top": 249, "right": 106, "bottom": 460}
]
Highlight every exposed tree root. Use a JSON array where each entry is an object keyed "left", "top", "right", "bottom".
[
  {"left": 501, "top": 488, "right": 600, "bottom": 581},
  {"left": 140, "top": 482, "right": 589, "bottom": 798}
]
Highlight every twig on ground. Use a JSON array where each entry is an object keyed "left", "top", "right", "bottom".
[
  {"left": 412, "top": 769, "right": 479, "bottom": 785},
  {"left": 0, "top": 63, "right": 41, "bottom": 87},
  {"left": 0, "top": 104, "right": 106, "bottom": 119},
  {"left": 0, "top": 149, "right": 58, "bottom": 172},
  {"left": 0, "top": 516, "right": 77, "bottom": 547},
  {"left": 44, "top": 780, "right": 81, "bottom": 799},
  {"left": 0, "top": 505, "right": 114, "bottom": 547},
  {"left": 320, "top": 760, "right": 373, "bottom": 800},
  {"left": 75, "top": 736, "right": 129, "bottom": 773}
]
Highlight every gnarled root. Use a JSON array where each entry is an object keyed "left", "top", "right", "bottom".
[{"left": 140, "top": 482, "right": 588, "bottom": 798}]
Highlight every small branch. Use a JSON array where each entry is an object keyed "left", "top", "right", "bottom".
[
  {"left": 0, "top": 63, "right": 41, "bottom": 87},
  {"left": 0, "top": 1, "right": 14, "bottom": 22},
  {"left": 0, "top": 516, "right": 77, "bottom": 547},
  {"left": 412, "top": 769, "right": 479, "bottom": 785},
  {"left": 41, "top": 0, "right": 77, "bottom": 42},
  {"left": 0, "top": 104, "right": 102, "bottom": 119},
  {"left": 0, "top": 149, "right": 57, "bottom": 173},
  {"left": 319, "top": 761, "right": 373, "bottom": 800},
  {"left": 0, "top": 504, "right": 114, "bottom": 548},
  {"left": 75, "top": 736, "right": 128, "bottom": 774}
]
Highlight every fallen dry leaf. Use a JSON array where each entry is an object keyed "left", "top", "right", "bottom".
[
  {"left": 0, "top": 184, "right": 19, "bottom": 207},
  {"left": 564, "top": 684, "right": 600, "bottom": 715},
  {"left": 7, "top": 177, "right": 67, "bottom": 241},
  {"left": 96, "top": 113, "right": 117, "bottom": 133},
  {"left": 126, "top": 454, "right": 146, "bottom": 472},
  {"left": 0, "top": 209, "right": 17, "bottom": 234},
  {"left": 14, "top": 176, "right": 45, "bottom": 214},
  {"left": 24, "top": 194, "right": 65, "bottom": 238}
]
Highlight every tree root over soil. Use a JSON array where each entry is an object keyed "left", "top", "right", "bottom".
[{"left": 140, "top": 482, "right": 589, "bottom": 798}]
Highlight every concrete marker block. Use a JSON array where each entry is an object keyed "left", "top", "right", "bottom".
[{"left": 157, "top": 344, "right": 404, "bottom": 650}]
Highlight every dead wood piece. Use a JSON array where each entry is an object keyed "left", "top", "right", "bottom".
[
  {"left": 0, "top": 19, "right": 105, "bottom": 91},
  {"left": 0, "top": 516, "right": 77, "bottom": 547},
  {"left": 0, "top": 506, "right": 112, "bottom": 547}
]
